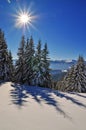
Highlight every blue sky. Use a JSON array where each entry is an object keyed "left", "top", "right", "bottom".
[{"left": 0, "top": 0, "right": 86, "bottom": 60}]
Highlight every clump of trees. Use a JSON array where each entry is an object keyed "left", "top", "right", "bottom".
[
  {"left": 15, "top": 36, "right": 51, "bottom": 87},
  {"left": 0, "top": 29, "right": 51, "bottom": 87},
  {"left": 57, "top": 56, "right": 86, "bottom": 93}
]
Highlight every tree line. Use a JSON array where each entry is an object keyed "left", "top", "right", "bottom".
[{"left": 0, "top": 29, "right": 86, "bottom": 92}]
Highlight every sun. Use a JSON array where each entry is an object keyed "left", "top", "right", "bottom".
[
  {"left": 20, "top": 13, "right": 29, "bottom": 24},
  {"left": 13, "top": 6, "right": 38, "bottom": 31},
  {"left": 16, "top": 11, "right": 34, "bottom": 27}
]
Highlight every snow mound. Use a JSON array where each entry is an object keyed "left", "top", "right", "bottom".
[{"left": 0, "top": 82, "right": 86, "bottom": 130}]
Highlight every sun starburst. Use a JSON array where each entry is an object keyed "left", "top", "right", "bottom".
[{"left": 13, "top": 6, "right": 38, "bottom": 32}]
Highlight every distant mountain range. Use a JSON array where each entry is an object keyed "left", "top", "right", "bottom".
[
  {"left": 50, "top": 60, "right": 77, "bottom": 81},
  {"left": 50, "top": 60, "right": 76, "bottom": 71}
]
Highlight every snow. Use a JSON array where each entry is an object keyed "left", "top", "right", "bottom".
[
  {"left": 62, "top": 69, "right": 67, "bottom": 72},
  {"left": 65, "top": 59, "right": 73, "bottom": 63},
  {"left": 0, "top": 82, "right": 86, "bottom": 130}
]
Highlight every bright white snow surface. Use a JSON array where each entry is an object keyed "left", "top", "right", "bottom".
[{"left": 0, "top": 82, "right": 86, "bottom": 130}]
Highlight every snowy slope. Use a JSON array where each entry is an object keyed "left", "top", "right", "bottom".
[{"left": 0, "top": 82, "right": 86, "bottom": 130}]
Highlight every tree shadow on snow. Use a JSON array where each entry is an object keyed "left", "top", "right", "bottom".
[
  {"left": 10, "top": 83, "right": 86, "bottom": 119},
  {"left": 69, "top": 92, "right": 86, "bottom": 99},
  {"left": 10, "top": 84, "right": 28, "bottom": 106},
  {"left": 75, "top": 93, "right": 86, "bottom": 98},
  {"left": 53, "top": 91, "right": 86, "bottom": 108},
  {"left": 10, "top": 83, "right": 70, "bottom": 118}
]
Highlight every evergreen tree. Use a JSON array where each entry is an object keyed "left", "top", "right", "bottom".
[
  {"left": 34, "top": 40, "right": 43, "bottom": 86},
  {"left": 15, "top": 36, "right": 25, "bottom": 83},
  {"left": 24, "top": 36, "right": 35, "bottom": 85},
  {"left": 61, "top": 56, "right": 86, "bottom": 92},
  {"left": 73, "top": 56, "right": 86, "bottom": 92},
  {"left": 8, "top": 51, "right": 14, "bottom": 81},
  {"left": 61, "top": 65, "right": 75, "bottom": 91},
  {"left": 41, "top": 43, "right": 51, "bottom": 87},
  {"left": 0, "top": 29, "right": 10, "bottom": 81}
]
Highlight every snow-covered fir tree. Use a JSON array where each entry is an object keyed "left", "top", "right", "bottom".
[
  {"left": 0, "top": 29, "right": 11, "bottom": 81},
  {"left": 61, "top": 56, "right": 86, "bottom": 92},
  {"left": 60, "top": 65, "right": 75, "bottom": 91},
  {"left": 41, "top": 43, "right": 51, "bottom": 87},
  {"left": 8, "top": 51, "right": 14, "bottom": 81},
  {"left": 34, "top": 40, "right": 43, "bottom": 86},
  {"left": 73, "top": 56, "right": 86, "bottom": 92},
  {"left": 24, "top": 36, "right": 35, "bottom": 85},
  {"left": 15, "top": 36, "right": 25, "bottom": 83}
]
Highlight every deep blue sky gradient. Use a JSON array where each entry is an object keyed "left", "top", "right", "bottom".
[{"left": 0, "top": 0, "right": 86, "bottom": 60}]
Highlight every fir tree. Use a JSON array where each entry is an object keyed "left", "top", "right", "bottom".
[
  {"left": 73, "top": 56, "right": 86, "bottom": 92},
  {"left": 15, "top": 36, "right": 25, "bottom": 83},
  {"left": 8, "top": 51, "right": 14, "bottom": 81},
  {"left": 34, "top": 40, "right": 43, "bottom": 86},
  {"left": 61, "top": 65, "right": 75, "bottom": 91},
  {"left": 41, "top": 43, "right": 51, "bottom": 87},
  {"left": 24, "top": 36, "right": 35, "bottom": 85},
  {"left": 0, "top": 29, "right": 10, "bottom": 81}
]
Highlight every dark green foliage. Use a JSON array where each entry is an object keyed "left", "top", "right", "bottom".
[
  {"left": 15, "top": 36, "right": 25, "bottom": 83},
  {"left": 34, "top": 40, "right": 43, "bottom": 86},
  {"left": 8, "top": 51, "right": 14, "bottom": 81},
  {"left": 0, "top": 29, "right": 13, "bottom": 81},
  {"left": 24, "top": 36, "right": 35, "bottom": 85},
  {"left": 41, "top": 43, "right": 51, "bottom": 87}
]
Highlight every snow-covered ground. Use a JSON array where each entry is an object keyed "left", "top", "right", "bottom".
[{"left": 0, "top": 82, "right": 86, "bottom": 130}]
